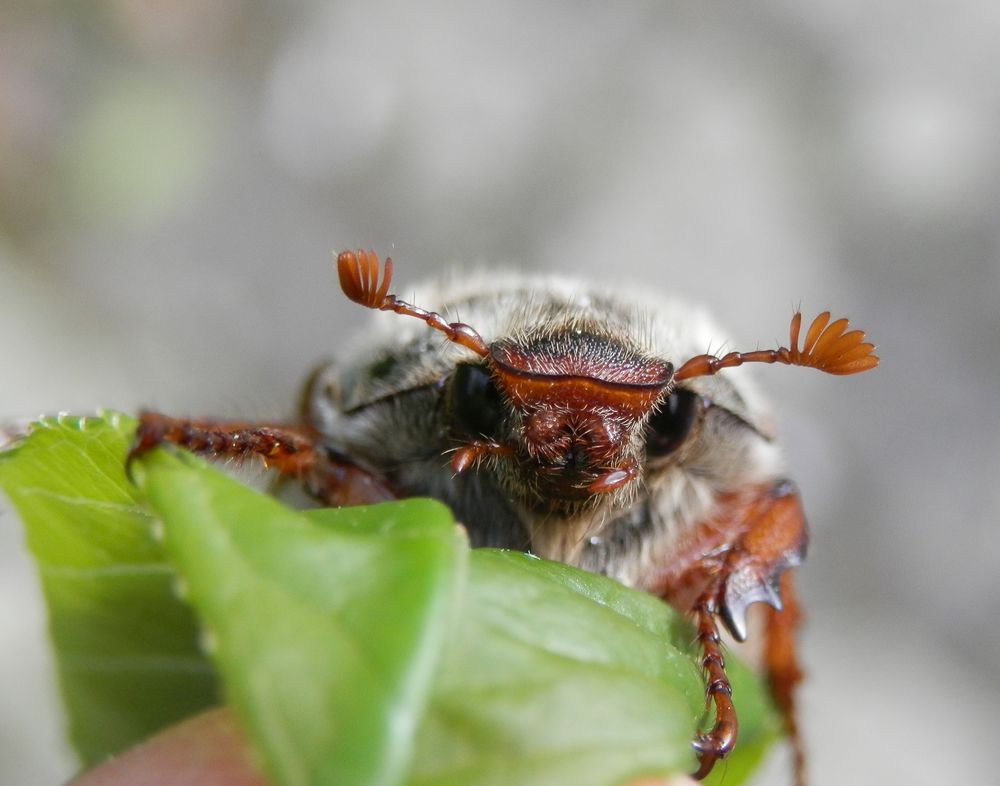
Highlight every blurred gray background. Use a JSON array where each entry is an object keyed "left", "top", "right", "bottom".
[{"left": 1, "top": 1, "right": 998, "bottom": 784}]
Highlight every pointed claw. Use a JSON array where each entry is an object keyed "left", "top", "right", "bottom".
[
  {"left": 720, "top": 538, "right": 806, "bottom": 641},
  {"left": 721, "top": 567, "right": 783, "bottom": 641}
]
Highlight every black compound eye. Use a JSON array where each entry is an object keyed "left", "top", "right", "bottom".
[
  {"left": 449, "top": 363, "right": 505, "bottom": 439},
  {"left": 646, "top": 388, "right": 703, "bottom": 458}
]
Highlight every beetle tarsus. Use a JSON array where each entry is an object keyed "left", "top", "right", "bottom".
[{"left": 690, "top": 594, "right": 738, "bottom": 780}]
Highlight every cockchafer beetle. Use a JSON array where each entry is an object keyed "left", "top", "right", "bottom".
[{"left": 132, "top": 250, "right": 879, "bottom": 783}]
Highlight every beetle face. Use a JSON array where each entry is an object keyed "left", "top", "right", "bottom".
[
  {"left": 479, "top": 331, "right": 673, "bottom": 503},
  {"left": 321, "top": 264, "right": 771, "bottom": 539}
]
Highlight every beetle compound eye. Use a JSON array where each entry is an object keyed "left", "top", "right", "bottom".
[
  {"left": 645, "top": 388, "right": 703, "bottom": 458},
  {"left": 449, "top": 363, "right": 505, "bottom": 439}
]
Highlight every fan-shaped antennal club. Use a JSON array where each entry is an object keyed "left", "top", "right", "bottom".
[{"left": 674, "top": 311, "right": 879, "bottom": 381}]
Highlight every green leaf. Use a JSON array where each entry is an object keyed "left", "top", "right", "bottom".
[
  {"left": 408, "top": 549, "right": 701, "bottom": 786},
  {"left": 410, "top": 551, "right": 776, "bottom": 786},
  {"left": 2, "top": 414, "right": 780, "bottom": 786},
  {"left": 0, "top": 414, "right": 217, "bottom": 763},
  {"left": 136, "top": 448, "right": 464, "bottom": 786}
]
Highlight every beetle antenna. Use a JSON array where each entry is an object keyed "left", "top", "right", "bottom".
[
  {"left": 336, "top": 249, "right": 489, "bottom": 357},
  {"left": 674, "top": 311, "right": 879, "bottom": 381}
]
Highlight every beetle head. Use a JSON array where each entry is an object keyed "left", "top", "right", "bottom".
[
  {"left": 336, "top": 248, "right": 879, "bottom": 508},
  {"left": 484, "top": 332, "right": 673, "bottom": 501}
]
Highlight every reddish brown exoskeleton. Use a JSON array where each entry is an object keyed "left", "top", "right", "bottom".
[{"left": 131, "top": 250, "right": 879, "bottom": 784}]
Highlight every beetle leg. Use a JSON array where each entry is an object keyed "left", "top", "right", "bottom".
[
  {"left": 690, "top": 567, "right": 806, "bottom": 784},
  {"left": 311, "top": 446, "right": 397, "bottom": 507},
  {"left": 642, "top": 481, "right": 808, "bottom": 782},
  {"left": 691, "top": 590, "right": 738, "bottom": 779},
  {"left": 129, "top": 412, "right": 315, "bottom": 475},
  {"left": 763, "top": 570, "right": 806, "bottom": 786},
  {"left": 129, "top": 411, "right": 396, "bottom": 506}
]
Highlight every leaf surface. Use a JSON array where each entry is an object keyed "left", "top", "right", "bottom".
[
  {"left": 1, "top": 414, "right": 780, "bottom": 785},
  {"left": 0, "top": 414, "right": 216, "bottom": 762}
]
